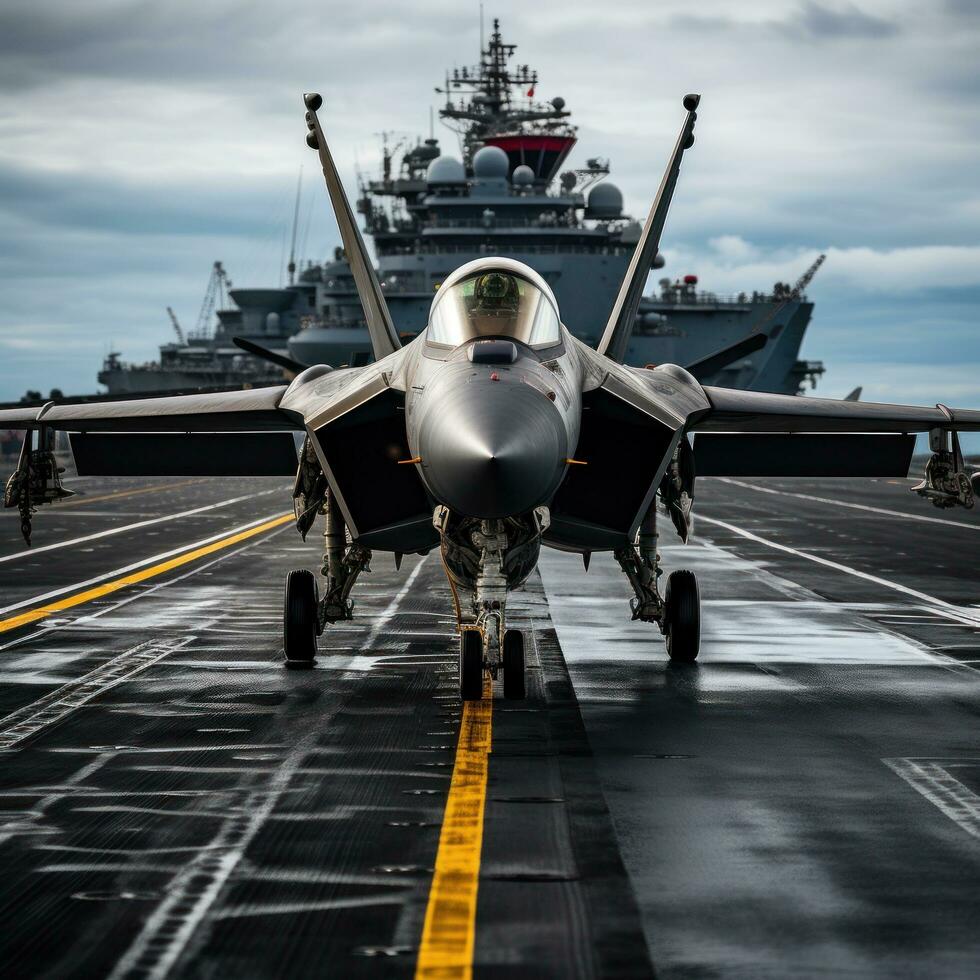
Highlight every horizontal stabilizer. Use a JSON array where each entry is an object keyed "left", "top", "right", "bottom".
[
  {"left": 304, "top": 93, "right": 401, "bottom": 362},
  {"left": 234, "top": 337, "right": 310, "bottom": 375},
  {"left": 684, "top": 333, "right": 767, "bottom": 382},
  {"left": 693, "top": 433, "right": 915, "bottom": 477},
  {"left": 70, "top": 432, "right": 299, "bottom": 476},
  {"left": 596, "top": 95, "right": 700, "bottom": 362}
]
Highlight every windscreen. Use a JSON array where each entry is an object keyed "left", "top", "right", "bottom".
[{"left": 427, "top": 270, "right": 561, "bottom": 348}]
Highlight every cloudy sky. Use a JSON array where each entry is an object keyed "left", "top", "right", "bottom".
[{"left": 1, "top": 0, "right": 978, "bottom": 418}]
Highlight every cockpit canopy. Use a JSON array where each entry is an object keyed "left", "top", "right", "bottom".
[{"left": 427, "top": 261, "right": 561, "bottom": 349}]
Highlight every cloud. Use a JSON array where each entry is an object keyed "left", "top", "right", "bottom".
[
  {"left": 0, "top": 0, "right": 978, "bottom": 409},
  {"left": 663, "top": 238, "right": 980, "bottom": 296},
  {"left": 787, "top": 1, "right": 899, "bottom": 39}
]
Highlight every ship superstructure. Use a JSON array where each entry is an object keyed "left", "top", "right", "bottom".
[{"left": 99, "top": 20, "right": 823, "bottom": 396}]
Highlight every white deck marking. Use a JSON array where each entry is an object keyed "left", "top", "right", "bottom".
[
  {"left": 0, "top": 637, "right": 195, "bottom": 749},
  {"left": 0, "top": 753, "right": 116, "bottom": 846},
  {"left": 98, "top": 556, "right": 433, "bottom": 976},
  {"left": 210, "top": 894, "right": 407, "bottom": 920},
  {"left": 0, "top": 530, "right": 289, "bottom": 653},
  {"left": 713, "top": 477, "right": 980, "bottom": 532},
  {"left": 697, "top": 514, "right": 980, "bottom": 629},
  {"left": 360, "top": 556, "right": 428, "bottom": 650},
  {"left": 0, "top": 486, "right": 284, "bottom": 565},
  {"left": 105, "top": 736, "right": 315, "bottom": 980},
  {"left": 0, "top": 511, "right": 291, "bottom": 616},
  {"left": 883, "top": 758, "right": 980, "bottom": 840}
]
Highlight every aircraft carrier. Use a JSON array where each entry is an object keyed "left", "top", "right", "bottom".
[
  {"left": 99, "top": 21, "right": 825, "bottom": 397},
  {"left": 0, "top": 468, "right": 977, "bottom": 978}
]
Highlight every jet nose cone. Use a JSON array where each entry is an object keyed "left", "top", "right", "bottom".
[{"left": 419, "top": 379, "right": 567, "bottom": 519}]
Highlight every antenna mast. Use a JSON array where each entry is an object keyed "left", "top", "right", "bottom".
[{"left": 287, "top": 168, "right": 303, "bottom": 286}]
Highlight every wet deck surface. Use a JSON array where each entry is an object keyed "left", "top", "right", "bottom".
[{"left": 0, "top": 473, "right": 977, "bottom": 978}]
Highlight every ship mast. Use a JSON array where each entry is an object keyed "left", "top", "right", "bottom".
[
  {"left": 435, "top": 17, "right": 573, "bottom": 167},
  {"left": 287, "top": 168, "right": 302, "bottom": 286}
]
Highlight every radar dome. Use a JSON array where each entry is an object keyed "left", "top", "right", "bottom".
[
  {"left": 472, "top": 145, "right": 509, "bottom": 179},
  {"left": 512, "top": 164, "right": 534, "bottom": 187},
  {"left": 586, "top": 182, "right": 623, "bottom": 219},
  {"left": 426, "top": 155, "right": 466, "bottom": 186}
]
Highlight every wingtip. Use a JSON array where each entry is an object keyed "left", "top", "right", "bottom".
[
  {"left": 303, "top": 92, "right": 322, "bottom": 111},
  {"left": 683, "top": 93, "right": 700, "bottom": 111}
]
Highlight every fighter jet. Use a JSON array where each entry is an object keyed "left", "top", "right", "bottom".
[{"left": 4, "top": 94, "right": 979, "bottom": 700}]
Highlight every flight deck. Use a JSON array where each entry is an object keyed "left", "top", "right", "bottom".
[{"left": 0, "top": 473, "right": 977, "bottom": 978}]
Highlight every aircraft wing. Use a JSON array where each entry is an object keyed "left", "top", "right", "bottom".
[
  {"left": 692, "top": 387, "right": 980, "bottom": 433},
  {"left": 688, "top": 386, "right": 980, "bottom": 494},
  {"left": 0, "top": 385, "right": 302, "bottom": 432}
]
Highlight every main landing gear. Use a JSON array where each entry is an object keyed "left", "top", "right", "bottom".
[
  {"left": 283, "top": 487, "right": 371, "bottom": 668},
  {"left": 616, "top": 499, "right": 701, "bottom": 663}
]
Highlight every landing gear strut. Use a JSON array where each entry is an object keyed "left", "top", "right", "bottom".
[{"left": 616, "top": 498, "right": 701, "bottom": 663}]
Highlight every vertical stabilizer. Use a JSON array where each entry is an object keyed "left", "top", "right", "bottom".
[
  {"left": 303, "top": 93, "right": 401, "bottom": 361},
  {"left": 596, "top": 95, "right": 700, "bottom": 363}
]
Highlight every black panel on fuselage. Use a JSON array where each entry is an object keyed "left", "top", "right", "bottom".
[
  {"left": 314, "top": 388, "right": 438, "bottom": 552},
  {"left": 547, "top": 387, "right": 677, "bottom": 550}
]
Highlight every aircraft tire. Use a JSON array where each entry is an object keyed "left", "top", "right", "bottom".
[
  {"left": 284, "top": 569, "right": 318, "bottom": 667},
  {"left": 664, "top": 569, "right": 700, "bottom": 663},
  {"left": 459, "top": 630, "right": 484, "bottom": 700},
  {"left": 502, "top": 629, "right": 526, "bottom": 700}
]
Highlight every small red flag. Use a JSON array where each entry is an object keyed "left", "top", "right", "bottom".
[{"left": 526, "top": 85, "right": 535, "bottom": 97}]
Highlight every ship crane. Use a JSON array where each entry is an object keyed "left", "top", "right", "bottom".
[
  {"left": 193, "top": 261, "right": 232, "bottom": 338},
  {"left": 792, "top": 252, "right": 826, "bottom": 297},
  {"left": 165, "top": 306, "right": 185, "bottom": 345}
]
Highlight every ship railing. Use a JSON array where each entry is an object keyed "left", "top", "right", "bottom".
[
  {"left": 653, "top": 290, "right": 795, "bottom": 306},
  {"left": 378, "top": 243, "right": 635, "bottom": 257},
  {"left": 426, "top": 216, "right": 580, "bottom": 230}
]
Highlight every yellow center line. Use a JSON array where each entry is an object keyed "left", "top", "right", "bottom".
[
  {"left": 56, "top": 479, "right": 208, "bottom": 508},
  {"left": 415, "top": 676, "right": 493, "bottom": 980},
  {"left": 0, "top": 513, "right": 293, "bottom": 634}
]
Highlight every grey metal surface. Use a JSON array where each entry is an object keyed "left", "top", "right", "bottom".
[{"left": 0, "top": 475, "right": 977, "bottom": 977}]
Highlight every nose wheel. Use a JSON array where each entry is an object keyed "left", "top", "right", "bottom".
[
  {"left": 459, "top": 629, "right": 484, "bottom": 700},
  {"left": 284, "top": 569, "right": 318, "bottom": 668},
  {"left": 458, "top": 627, "right": 528, "bottom": 700},
  {"left": 502, "top": 629, "right": 525, "bottom": 700},
  {"left": 664, "top": 569, "right": 700, "bottom": 663}
]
